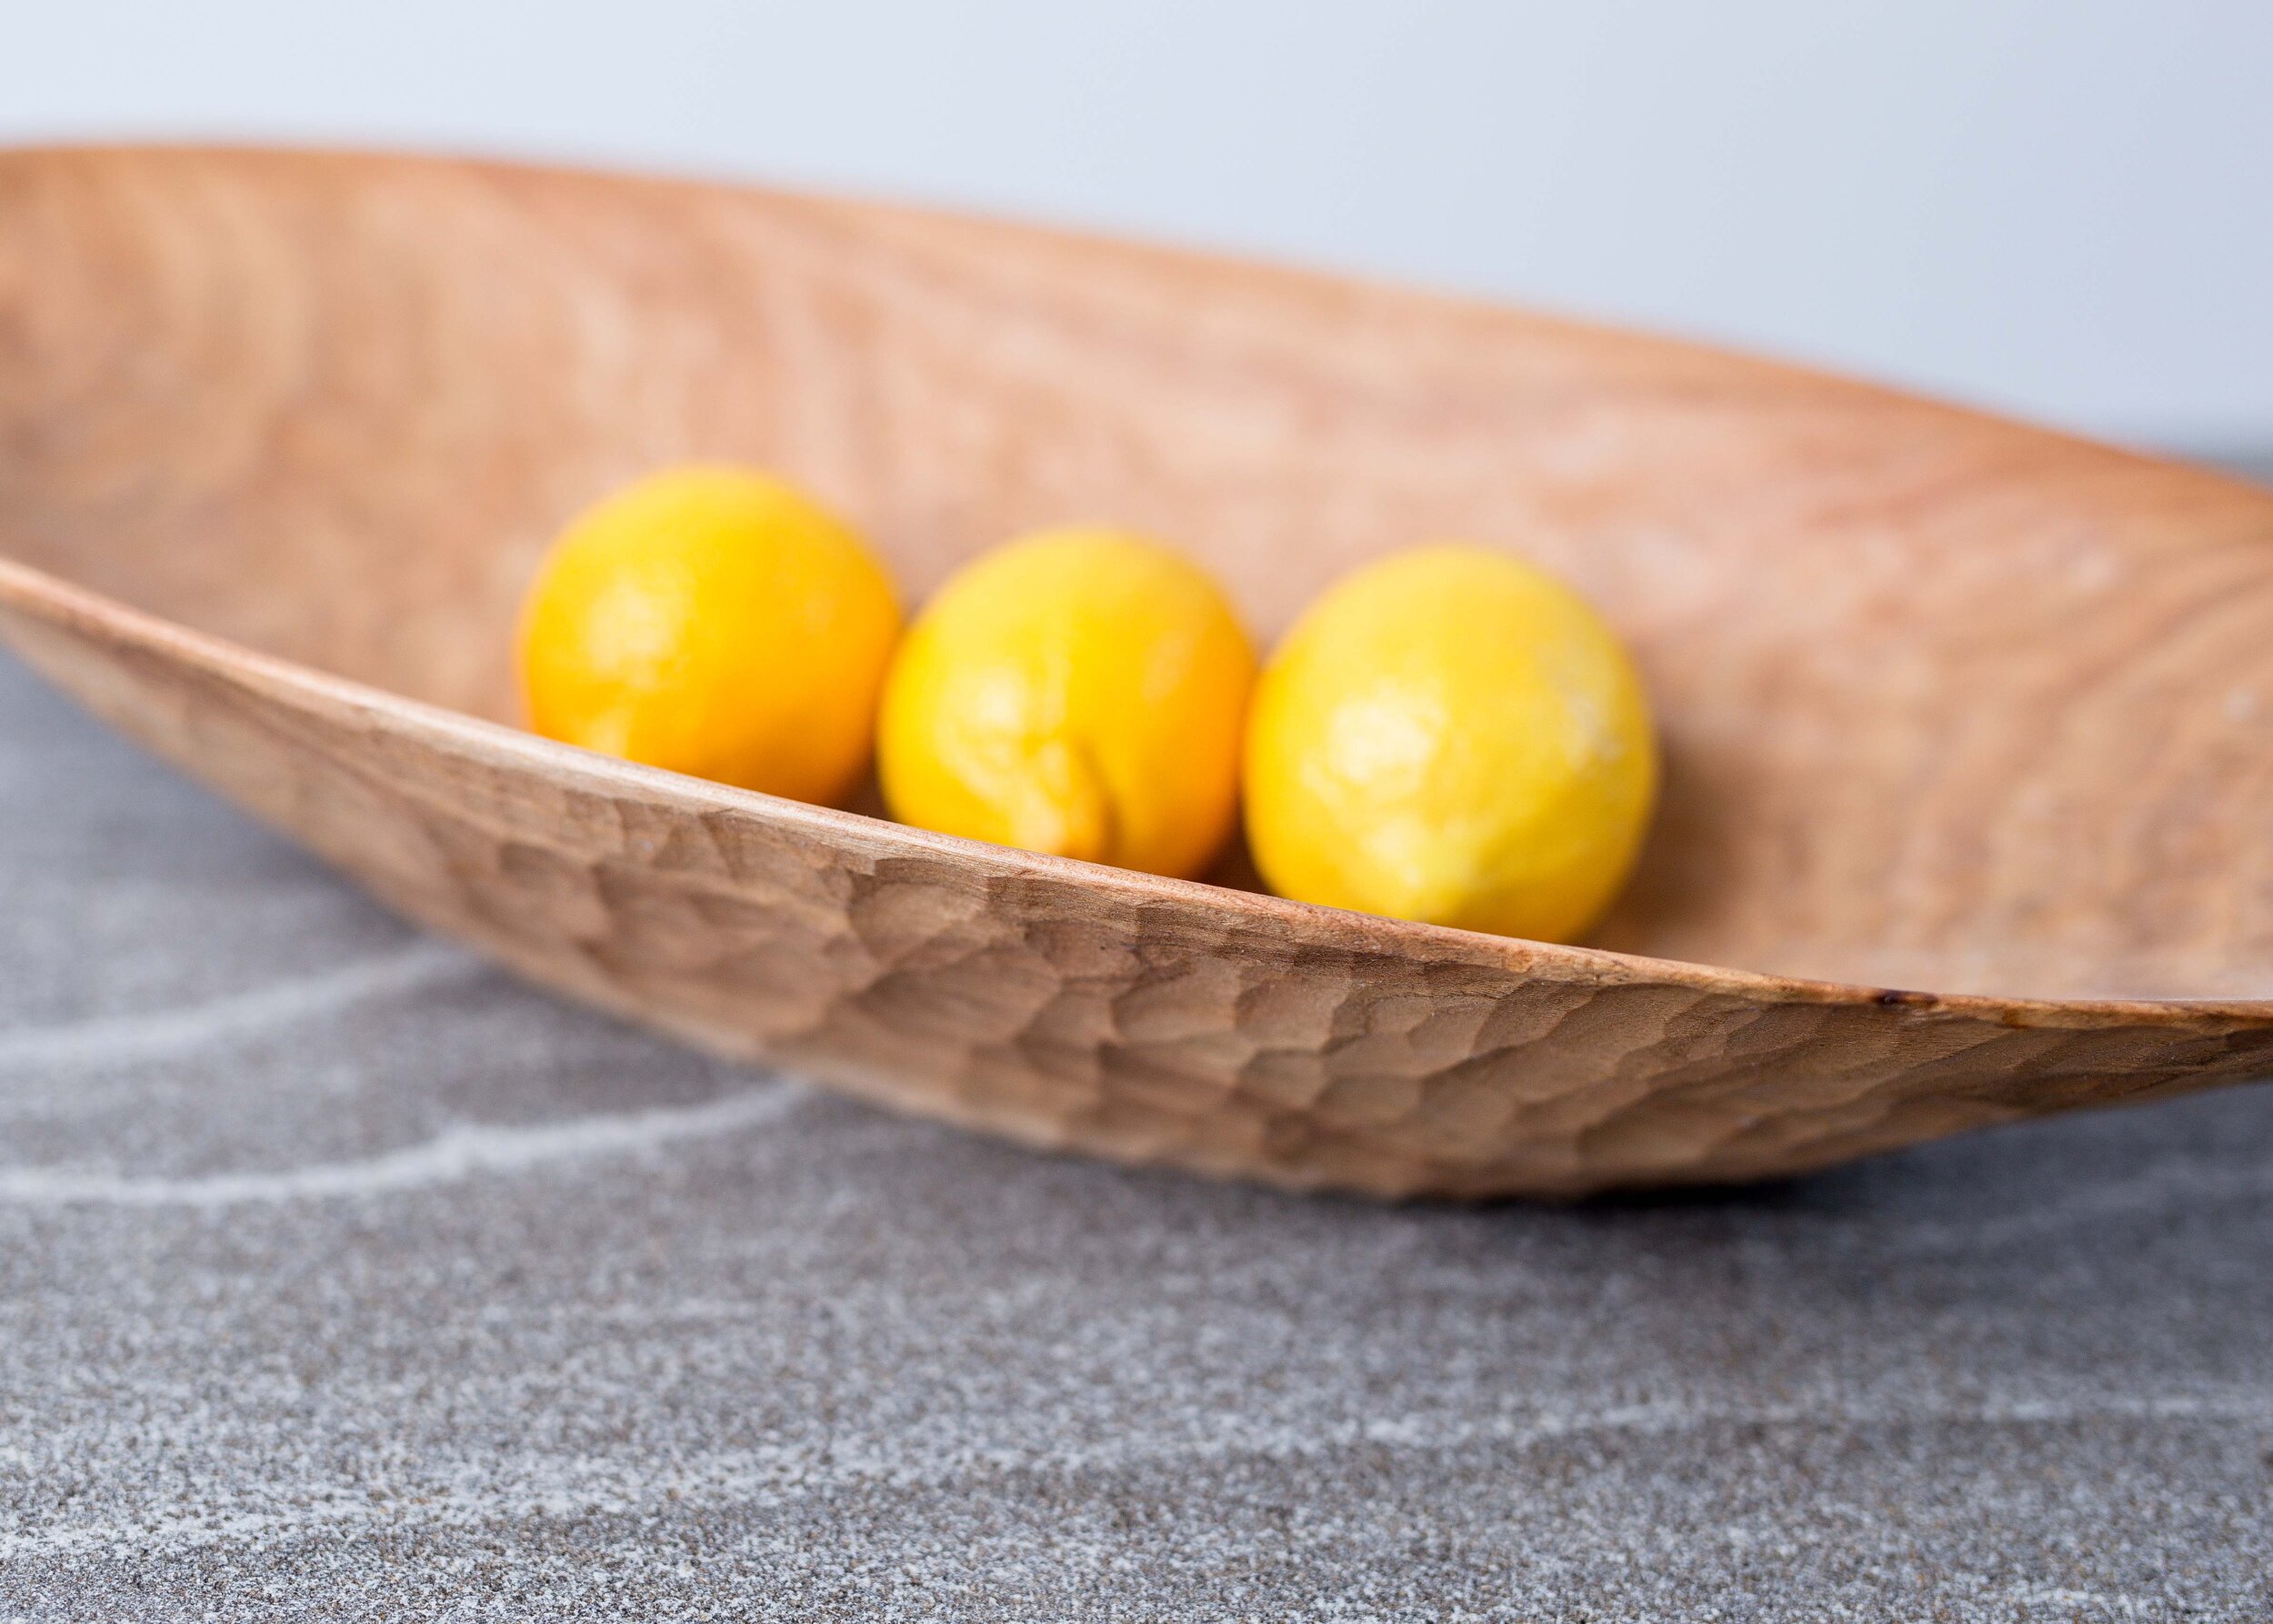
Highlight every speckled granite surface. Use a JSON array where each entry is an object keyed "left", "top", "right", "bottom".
[{"left": 2, "top": 460, "right": 2270, "bottom": 1621}]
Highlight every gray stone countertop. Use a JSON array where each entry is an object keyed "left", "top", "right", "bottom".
[{"left": 1, "top": 458, "right": 2269, "bottom": 1621}]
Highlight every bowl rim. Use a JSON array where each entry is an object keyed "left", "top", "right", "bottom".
[{"left": 5, "top": 553, "right": 2268, "bottom": 1031}]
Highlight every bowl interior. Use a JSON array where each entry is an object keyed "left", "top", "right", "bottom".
[{"left": 5, "top": 147, "right": 2272, "bottom": 1003}]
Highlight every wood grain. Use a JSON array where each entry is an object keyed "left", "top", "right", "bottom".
[{"left": 1, "top": 145, "right": 2269, "bottom": 1196}]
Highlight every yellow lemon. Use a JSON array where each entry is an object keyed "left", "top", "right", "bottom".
[
  {"left": 1244, "top": 544, "right": 1657, "bottom": 942},
  {"left": 516, "top": 466, "right": 900, "bottom": 804},
  {"left": 879, "top": 528, "right": 1256, "bottom": 878}
]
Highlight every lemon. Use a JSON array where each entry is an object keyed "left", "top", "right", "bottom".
[
  {"left": 516, "top": 466, "right": 900, "bottom": 804},
  {"left": 1244, "top": 544, "right": 1656, "bottom": 942},
  {"left": 878, "top": 528, "right": 1256, "bottom": 878}
]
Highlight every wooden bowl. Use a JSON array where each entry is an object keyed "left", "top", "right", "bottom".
[{"left": 4, "top": 145, "right": 2270, "bottom": 1198}]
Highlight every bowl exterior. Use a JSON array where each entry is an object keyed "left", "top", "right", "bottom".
[{"left": 5, "top": 567, "right": 2268, "bottom": 1198}]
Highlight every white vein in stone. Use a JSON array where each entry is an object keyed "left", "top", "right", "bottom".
[
  {"left": 0, "top": 1085, "right": 805, "bottom": 1208},
  {"left": 0, "top": 940, "right": 479, "bottom": 1068}
]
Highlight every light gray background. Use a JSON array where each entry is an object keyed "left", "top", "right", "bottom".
[{"left": 3, "top": 0, "right": 2269, "bottom": 447}]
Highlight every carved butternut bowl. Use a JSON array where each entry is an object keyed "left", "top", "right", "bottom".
[{"left": 5, "top": 145, "right": 2271, "bottom": 1197}]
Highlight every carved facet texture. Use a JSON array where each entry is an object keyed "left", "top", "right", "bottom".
[{"left": 3, "top": 147, "right": 2269, "bottom": 1196}]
